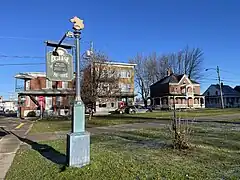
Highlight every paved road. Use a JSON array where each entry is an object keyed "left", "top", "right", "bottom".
[
  {"left": 0, "top": 117, "right": 32, "bottom": 180},
  {"left": 0, "top": 117, "right": 32, "bottom": 138}
]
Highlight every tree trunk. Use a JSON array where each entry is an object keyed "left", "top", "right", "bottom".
[
  {"left": 88, "top": 108, "right": 94, "bottom": 121},
  {"left": 144, "top": 99, "right": 148, "bottom": 108}
]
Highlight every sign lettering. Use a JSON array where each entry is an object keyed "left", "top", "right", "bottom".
[{"left": 46, "top": 47, "right": 73, "bottom": 81}]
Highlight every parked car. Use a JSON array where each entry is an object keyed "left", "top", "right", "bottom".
[{"left": 125, "top": 105, "right": 149, "bottom": 114}]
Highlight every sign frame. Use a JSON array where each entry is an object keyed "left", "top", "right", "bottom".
[{"left": 46, "top": 47, "right": 74, "bottom": 82}]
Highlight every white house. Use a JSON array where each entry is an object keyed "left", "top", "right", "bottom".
[{"left": 203, "top": 83, "right": 240, "bottom": 108}]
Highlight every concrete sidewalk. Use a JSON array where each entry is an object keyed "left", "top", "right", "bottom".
[
  {"left": 0, "top": 134, "right": 20, "bottom": 180},
  {"left": 0, "top": 122, "right": 32, "bottom": 180}
]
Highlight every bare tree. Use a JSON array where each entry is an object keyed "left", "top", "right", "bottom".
[
  {"left": 81, "top": 52, "right": 120, "bottom": 120},
  {"left": 168, "top": 47, "right": 204, "bottom": 80},
  {"left": 130, "top": 47, "right": 204, "bottom": 106},
  {"left": 129, "top": 53, "right": 166, "bottom": 106}
]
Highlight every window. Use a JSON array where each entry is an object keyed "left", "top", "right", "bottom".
[
  {"left": 126, "top": 71, "right": 131, "bottom": 78},
  {"left": 56, "top": 96, "right": 61, "bottom": 106},
  {"left": 46, "top": 79, "right": 52, "bottom": 89},
  {"left": 119, "top": 83, "right": 128, "bottom": 92},
  {"left": 62, "top": 82, "right": 68, "bottom": 89},
  {"left": 121, "top": 71, "right": 126, "bottom": 78},
  {"left": 45, "top": 97, "right": 52, "bottom": 110},
  {"left": 181, "top": 87, "right": 186, "bottom": 94},
  {"left": 207, "top": 92, "right": 210, "bottom": 96},
  {"left": 215, "top": 91, "right": 218, "bottom": 96},
  {"left": 175, "top": 98, "right": 178, "bottom": 104},
  {"left": 111, "top": 103, "right": 115, "bottom": 107},
  {"left": 119, "top": 70, "right": 131, "bottom": 78},
  {"left": 26, "top": 80, "right": 30, "bottom": 90},
  {"left": 99, "top": 104, "right": 107, "bottom": 108}
]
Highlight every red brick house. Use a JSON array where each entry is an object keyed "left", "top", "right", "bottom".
[
  {"left": 150, "top": 70, "right": 205, "bottom": 109},
  {"left": 15, "top": 72, "right": 75, "bottom": 118}
]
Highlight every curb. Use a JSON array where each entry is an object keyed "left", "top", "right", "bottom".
[{"left": 24, "top": 124, "right": 33, "bottom": 138}]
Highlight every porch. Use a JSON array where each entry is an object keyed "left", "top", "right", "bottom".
[
  {"left": 152, "top": 95, "right": 205, "bottom": 109},
  {"left": 18, "top": 89, "right": 75, "bottom": 118}
]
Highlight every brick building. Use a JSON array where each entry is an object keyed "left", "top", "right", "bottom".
[
  {"left": 16, "top": 62, "right": 136, "bottom": 117},
  {"left": 82, "top": 62, "right": 136, "bottom": 113},
  {"left": 150, "top": 70, "right": 205, "bottom": 109},
  {"left": 15, "top": 72, "right": 75, "bottom": 118}
]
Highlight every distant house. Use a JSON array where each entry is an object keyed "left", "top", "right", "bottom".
[
  {"left": 234, "top": 86, "right": 240, "bottom": 93},
  {"left": 150, "top": 70, "right": 205, "bottom": 109},
  {"left": 203, "top": 84, "right": 240, "bottom": 108}
]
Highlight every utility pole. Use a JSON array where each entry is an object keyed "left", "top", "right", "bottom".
[
  {"left": 90, "top": 41, "right": 94, "bottom": 53},
  {"left": 217, "top": 66, "right": 224, "bottom": 109}
]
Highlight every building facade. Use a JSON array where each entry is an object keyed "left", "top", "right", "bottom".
[
  {"left": 203, "top": 84, "right": 240, "bottom": 108},
  {"left": 82, "top": 62, "right": 136, "bottom": 113},
  {"left": 16, "top": 62, "right": 136, "bottom": 117},
  {"left": 15, "top": 72, "right": 75, "bottom": 118},
  {"left": 150, "top": 71, "right": 205, "bottom": 109}
]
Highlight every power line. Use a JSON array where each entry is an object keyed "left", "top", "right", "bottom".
[
  {"left": 0, "top": 35, "right": 90, "bottom": 45},
  {"left": 219, "top": 69, "right": 240, "bottom": 76},
  {"left": 0, "top": 36, "right": 45, "bottom": 41},
  {"left": 0, "top": 55, "right": 44, "bottom": 59},
  {"left": 0, "top": 63, "right": 45, "bottom": 66}
]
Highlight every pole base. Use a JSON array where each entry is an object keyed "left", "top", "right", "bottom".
[
  {"left": 66, "top": 132, "right": 90, "bottom": 168},
  {"left": 73, "top": 102, "right": 85, "bottom": 132}
]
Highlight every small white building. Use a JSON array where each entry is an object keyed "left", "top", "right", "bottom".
[{"left": 0, "top": 100, "right": 18, "bottom": 112}]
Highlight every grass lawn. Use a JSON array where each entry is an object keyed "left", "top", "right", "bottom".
[
  {"left": 127, "top": 108, "right": 240, "bottom": 119},
  {"left": 7, "top": 122, "right": 240, "bottom": 180},
  {"left": 30, "top": 108, "right": 240, "bottom": 134},
  {"left": 30, "top": 116, "right": 153, "bottom": 134}
]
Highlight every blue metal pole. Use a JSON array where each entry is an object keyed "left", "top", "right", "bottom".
[{"left": 67, "top": 17, "right": 90, "bottom": 168}]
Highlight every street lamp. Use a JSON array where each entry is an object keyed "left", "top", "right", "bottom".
[
  {"left": 205, "top": 66, "right": 224, "bottom": 109},
  {"left": 66, "top": 16, "right": 90, "bottom": 168}
]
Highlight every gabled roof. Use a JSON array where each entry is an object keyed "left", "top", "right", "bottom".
[
  {"left": 214, "top": 84, "right": 240, "bottom": 96},
  {"left": 204, "top": 84, "right": 240, "bottom": 96},
  {"left": 150, "top": 74, "right": 198, "bottom": 87},
  {"left": 234, "top": 86, "right": 240, "bottom": 92}
]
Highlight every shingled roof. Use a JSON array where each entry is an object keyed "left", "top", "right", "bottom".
[
  {"left": 150, "top": 74, "right": 198, "bottom": 87},
  {"left": 213, "top": 84, "right": 240, "bottom": 96}
]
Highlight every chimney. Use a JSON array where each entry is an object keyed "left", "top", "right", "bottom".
[{"left": 167, "top": 68, "right": 173, "bottom": 76}]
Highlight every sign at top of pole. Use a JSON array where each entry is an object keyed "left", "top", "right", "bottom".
[
  {"left": 46, "top": 47, "right": 73, "bottom": 81},
  {"left": 70, "top": 16, "right": 84, "bottom": 31}
]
